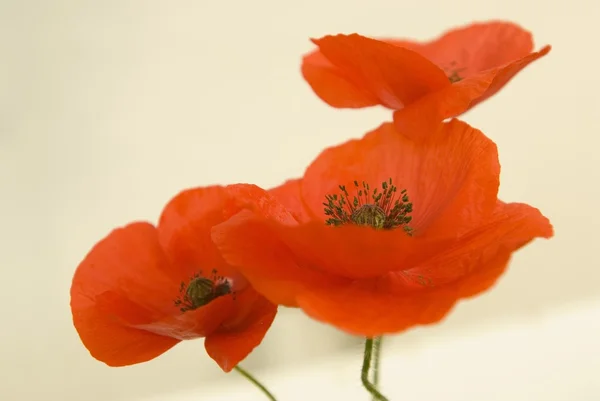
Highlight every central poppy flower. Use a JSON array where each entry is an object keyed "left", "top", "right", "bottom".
[
  {"left": 302, "top": 21, "right": 551, "bottom": 138},
  {"left": 70, "top": 186, "right": 277, "bottom": 372},
  {"left": 210, "top": 120, "right": 553, "bottom": 336}
]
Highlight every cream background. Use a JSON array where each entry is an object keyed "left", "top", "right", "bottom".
[{"left": 0, "top": 0, "right": 598, "bottom": 400}]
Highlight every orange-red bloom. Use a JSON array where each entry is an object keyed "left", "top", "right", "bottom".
[
  {"left": 70, "top": 186, "right": 277, "bottom": 372},
  {"left": 302, "top": 21, "right": 551, "bottom": 138},
  {"left": 211, "top": 119, "right": 553, "bottom": 336}
]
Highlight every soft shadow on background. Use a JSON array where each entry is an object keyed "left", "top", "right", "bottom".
[{"left": 1, "top": 0, "right": 598, "bottom": 400}]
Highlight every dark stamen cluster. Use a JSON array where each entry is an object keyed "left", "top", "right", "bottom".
[
  {"left": 174, "top": 269, "right": 232, "bottom": 313},
  {"left": 448, "top": 71, "right": 463, "bottom": 83},
  {"left": 444, "top": 61, "right": 466, "bottom": 83},
  {"left": 323, "top": 178, "right": 413, "bottom": 233}
]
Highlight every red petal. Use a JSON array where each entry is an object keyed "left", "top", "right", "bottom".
[
  {"left": 393, "top": 46, "right": 551, "bottom": 138},
  {"left": 157, "top": 186, "right": 244, "bottom": 286},
  {"left": 212, "top": 210, "right": 344, "bottom": 306},
  {"left": 301, "top": 49, "right": 380, "bottom": 108},
  {"left": 467, "top": 45, "right": 551, "bottom": 109},
  {"left": 405, "top": 201, "right": 553, "bottom": 286},
  {"left": 456, "top": 251, "right": 512, "bottom": 298},
  {"left": 387, "top": 21, "right": 534, "bottom": 79},
  {"left": 224, "top": 183, "right": 298, "bottom": 225},
  {"left": 157, "top": 186, "right": 280, "bottom": 340},
  {"left": 275, "top": 221, "right": 452, "bottom": 279},
  {"left": 301, "top": 120, "right": 500, "bottom": 238},
  {"left": 157, "top": 186, "right": 227, "bottom": 269},
  {"left": 303, "top": 34, "right": 449, "bottom": 109},
  {"left": 70, "top": 223, "right": 182, "bottom": 365},
  {"left": 213, "top": 184, "right": 328, "bottom": 305},
  {"left": 295, "top": 201, "right": 552, "bottom": 336},
  {"left": 71, "top": 301, "right": 179, "bottom": 366},
  {"left": 268, "top": 178, "right": 313, "bottom": 223},
  {"left": 205, "top": 291, "right": 277, "bottom": 372},
  {"left": 297, "top": 280, "right": 458, "bottom": 337}
]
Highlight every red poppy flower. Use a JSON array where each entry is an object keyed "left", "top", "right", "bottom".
[
  {"left": 70, "top": 186, "right": 277, "bottom": 372},
  {"left": 302, "top": 21, "right": 551, "bottom": 138},
  {"left": 211, "top": 119, "right": 553, "bottom": 336}
]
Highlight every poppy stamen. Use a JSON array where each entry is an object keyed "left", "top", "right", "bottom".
[
  {"left": 323, "top": 178, "right": 413, "bottom": 233},
  {"left": 174, "top": 269, "right": 233, "bottom": 313},
  {"left": 448, "top": 71, "right": 462, "bottom": 83},
  {"left": 444, "top": 61, "right": 466, "bottom": 83}
]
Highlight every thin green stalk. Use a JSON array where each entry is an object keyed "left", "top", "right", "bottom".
[
  {"left": 234, "top": 365, "right": 277, "bottom": 401},
  {"left": 371, "top": 336, "right": 383, "bottom": 392},
  {"left": 361, "top": 338, "right": 389, "bottom": 401}
]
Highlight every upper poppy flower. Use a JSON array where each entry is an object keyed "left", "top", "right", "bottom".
[
  {"left": 210, "top": 119, "right": 553, "bottom": 336},
  {"left": 70, "top": 186, "right": 277, "bottom": 372},
  {"left": 302, "top": 21, "right": 551, "bottom": 138}
]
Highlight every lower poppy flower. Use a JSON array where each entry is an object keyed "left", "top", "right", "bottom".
[
  {"left": 70, "top": 186, "right": 277, "bottom": 371},
  {"left": 211, "top": 119, "right": 553, "bottom": 336},
  {"left": 302, "top": 21, "right": 551, "bottom": 138}
]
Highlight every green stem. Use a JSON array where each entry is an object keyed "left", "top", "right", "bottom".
[
  {"left": 371, "top": 336, "right": 383, "bottom": 391},
  {"left": 234, "top": 365, "right": 277, "bottom": 401},
  {"left": 361, "top": 338, "right": 389, "bottom": 401}
]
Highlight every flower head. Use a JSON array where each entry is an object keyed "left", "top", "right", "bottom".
[
  {"left": 302, "top": 21, "right": 551, "bottom": 138},
  {"left": 70, "top": 186, "right": 277, "bottom": 372},
  {"left": 211, "top": 120, "right": 553, "bottom": 336}
]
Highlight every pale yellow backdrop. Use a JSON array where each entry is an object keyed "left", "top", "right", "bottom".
[{"left": 0, "top": 0, "right": 598, "bottom": 400}]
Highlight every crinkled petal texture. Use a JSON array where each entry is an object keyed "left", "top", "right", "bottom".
[
  {"left": 70, "top": 186, "right": 277, "bottom": 371},
  {"left": 70, "top": 223, "right": 183, "bottom": 367},
  {"left": 302, "top": 22, "right": 550, "bottom": 138},
  {"left": 268, "top": 178, "right": 313, "bottom": 223},
  {"left": 387, "top": 21, "right": 536, "bottom": 80},
  {"left": 158, "top": 187, "right": 278, "bottom": 371},
  {"left": 302, "top": 120, "right": 501, "bottom": 239},
  {"left": 302, "top": 34, "right": 450, "bottom": 109},
  {"left": 212, "top": 120, "right": 553, "bottom": 336},
  {"left": 296, "top": 201, "right": 553, "bottom": 335},
  {"left": 392, "top": 45, "right": 551, "bottom": 138}
]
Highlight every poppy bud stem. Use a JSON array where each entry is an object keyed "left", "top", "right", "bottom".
[
  {"left": 361, "top": 337, "right": 389, "bottom": 401},
  {"left": 371, "top": 336, "right": 383, "bottom": 390},
  {"left": 234, "top": 365, "right": 277, "bottom": 401}
]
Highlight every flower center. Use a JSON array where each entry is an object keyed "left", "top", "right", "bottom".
[
  {"left": 351, "top": 204, "right": 387, "bottom": 229},
  {"left": 444, "top": 61, "right": 465, "bottom": 83},
  {"left": 323, "top": 178, "right": 413, "bottom": 233},
  {"left": 174, "top": 269, "right": 233, "bottom": 313},
  {"left": 448, "top": 71, "right": 463, "bottom": 83}
]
